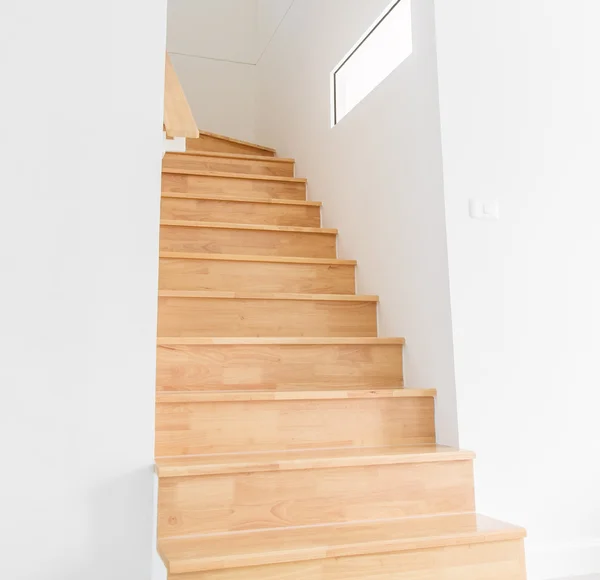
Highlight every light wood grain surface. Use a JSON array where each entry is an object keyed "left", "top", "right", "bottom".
[
  {"left": 153, "top": 128, "right": 526, "bottom": 578},
  {"left": 158, "top": 514, "right": 525, "bottom": 575},
  {"left": 157, "top": 459, "right": 473, "bottom": 537},
  {"left": 155, "top": 388, "right": 435, "bottom": 403},
  {"left": 157, "top": 337, "right": 405, "bottom": 345},
  {"left": 160, "top": 195, "right": 320, "bottom": 227},
  {"left": 160, "top": 219, "right": 334, "bottom": 234},
  {"left": 163, "top": 168, "right": 306, "bottom": 183},
  {"left": 158, "top": 255, "right": 355, "bottom": 294},
  {"left": 162, "top": 171, "right": 306, "bottom": 200},
  {"left": 155, "top": 443, "right": 465, "bottom": 477},
  {"left": 186, "top": 131, "right": 276, "bottom": 157},
  {"left": 156, "top": 339, "right": 404, "bottom": 390},
  {"left": 158, "top": 290, "right": 375, "bottom": 301},
  {"left": 163, "top": 53, "right": 198, "bottom": 139},
  {"left": 155, "top": 396, "right": 435, "bottom": 456},
  {"left": 160, "top": 222, "right": 337, "bottom": 258},
  {"left": 158, "top": 251, "right": 350, "bottom": 263},
  {"left": 166, "top": 539, "right": 527, "bottom": 579},
  {"left": 163, "top": 152, "right": 294, "bottom": 177},
  {"left": 161, "top": 192, "right": 321, "bottom": 206},
  {"left": 156, "top": 294, "right": 377, "bottom": 337},
  {"left": 169, "top": 150, "right": 290, "bottom": 162}
]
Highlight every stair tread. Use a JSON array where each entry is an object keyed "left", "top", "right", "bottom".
[
  {"left": 160, "top": 219, "right": 336, "bottom": 235},
  {"left": 158, "top": 513, "right": 526, "bottom": 574},
  {"left": 161, "top": 192, "right": 320, "bottom": 206},
  {"left": 156, "top": 388, "right": 434, "bottom": 403},
  {"left": 158, "top": 290, "right": 377, "bottom": 302},
  {"left": 155, "top": 443, "right": 464, "bottom": 477},
  {"left": 196, "top": 129, "right": 277, "bottom": 154},
  {"left": 157, "top": 336, "right": 405, "bottom": 346},
  {"left": 159, "top": 252, "right": 354, "bottom": 265},
  {"left": 162, "top": 167, "right": 306, "bottom": 183},
  {"left": 165, "top": 151, "right": 294, "bottom": 163}
]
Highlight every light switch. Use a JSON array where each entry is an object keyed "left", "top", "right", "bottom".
[{"left": 469, "top": 199, "right": 500, "bottom": 220}]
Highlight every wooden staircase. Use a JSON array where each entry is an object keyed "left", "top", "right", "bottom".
[{"left": 155, "top": 131, "right": 527, "bottom": 579}]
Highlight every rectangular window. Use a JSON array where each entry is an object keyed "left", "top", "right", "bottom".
[{"left": 331, "top": 0, "right": 413, "bottom": 125}]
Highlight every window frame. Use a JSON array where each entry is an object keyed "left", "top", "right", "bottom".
[{"left": 331, "top": 0, "right": 409, "bottom": 126}]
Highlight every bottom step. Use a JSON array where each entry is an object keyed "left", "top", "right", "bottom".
[{"left": 159, "top": 513, "right": 526, "bottom": 579}]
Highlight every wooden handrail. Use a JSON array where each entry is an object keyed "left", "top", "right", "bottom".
[{"left": 163, "top": 53, "right": 199, "bottom": 139}]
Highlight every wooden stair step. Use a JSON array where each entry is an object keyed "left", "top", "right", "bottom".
[
  {"left": 186, "top": 130, "right": 277, "bottom": 157},
  {"left": 158, "top": 513, "right": 526, "bottom": 576},
  {"left": 157, "top": 291, "right": 377, "bottom": 338},
  {"left": 160, "top": 220, "right": 337, "bottom": 259},
  {"left": 156, "top": 449, "right": 473, "bottom": 537},
  {"left": 159, "top": 252, "right": 355, "bottom": 294},
  {"left": 159, "top": 253, "right": 352, "bottom": 266},
  {"left": 158, "top": 252, "right": 351, "bottom": 264},
  {"left": 162, "top": 168, "right": 305, "bottom": 181},
  {"left": 155, "top": 442, "right": 469, "bottom": 476},
  {"left": 155, "top": 388, "right": 431, "bottom": 456},
  {"left": 156, "top": 337, "right": 404, "bottom": 390},
  {"left": 160, "top": 220, "right": 335, "bottom": 234},
  {"left": 163, "top": 168, "right": 304, "bottom": 180},
  {"left": 161, "top": 192, "right": 320, "bottom": 205},
  {"left": 163, "top": 151, "right": 295, "bottom": 177},
  {"left": 158, "top": 290, "right": 376, "bottom": 301},
  {"left": 156, "top": 444, "right": 475, "bottom": 538},
  {"left": 166, "top": 150, "right": 292, "bottom": 163},
  {"left": 157, "top": 337, "right": 404, "bottom": 345},
  {"left": 162, "top": 169, "right": 306, "bottom": 201},
  {"left": 156, "top": 387, "right": 432, "bottom": 403},
  {"left": 160, "top": 193, "right": 320, "bottom": 227}
]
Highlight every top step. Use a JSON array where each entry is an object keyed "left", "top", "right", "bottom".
[{"left": 186, "top": 130, "right": 277, "bottom": 157}]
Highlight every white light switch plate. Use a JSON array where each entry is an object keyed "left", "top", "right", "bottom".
[{"left": 469, "top": 199, "right": 500, "bottom": 220}]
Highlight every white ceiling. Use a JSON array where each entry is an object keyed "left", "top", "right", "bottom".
[
  {"left": 256, "top": 0, "right": 294, "bottom": 61},
  {"left": 167, "top": 0, "right": 294, "bottom": 64}
]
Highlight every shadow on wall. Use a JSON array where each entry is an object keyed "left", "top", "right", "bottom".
[{"left": 56, "top": 467, "right": 155, "bottom": 580}]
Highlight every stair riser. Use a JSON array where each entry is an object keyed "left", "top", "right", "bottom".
[
  {"left": 160, "top": 225, "right": 336, "bottom": 258},
  {"left": 157, "top": 297, "right": 377, "bottom": 338},
  {"left": 162, "top": 174, "right": 305, "bottom": 201},
  {"left": 163, "top": 154, "right": 293, "bottom": 177},
  {"left": 156, "top": 343, "right": 404, "bottom": 390},
  {"left": 155, "top": 396, "right": 434, "bottom": 456},
  {"left": 159, "top": 258, "right": 356, "bottom": 294},
  {"left": 158, "top": 459, "right": 473, "bottom": 537},
  {"left": 186, "top": 136, "right": 276, "bottom": 157},
  {"left": 161, "top": 197, "right": 320, "bottom": 227},
  {"left": 167, "top": 539, "right": 526, "bottom": 580}
]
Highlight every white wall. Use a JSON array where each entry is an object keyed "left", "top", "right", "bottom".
[
  {"left": 434, "top": 1, "right": 600, "bottom": 578},
  {"left": 166, "top": 0, "right": 293, "bottom": 143},
  {"left": 167, "top": 0, "right": 259, "bottom": 142},
  {"left": 169, "top": 52, "right": 257, "bottom": 142},
  {"left": 0, "top": 1, "right": 167, "bottom": 578},
  {"left": 256, "top": 0, "right": 459, "bottom": 445}
]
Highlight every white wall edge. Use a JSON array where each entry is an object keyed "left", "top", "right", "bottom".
[
  {"left": 527, "top": 538, "right": 600, "bottom": 580},
  {"left": 152, "top": 470, "right": 168, "bottom": 580},
  {"left": 163, "top": 133, "right": 187, "bottom": 154}
]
